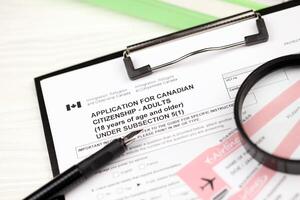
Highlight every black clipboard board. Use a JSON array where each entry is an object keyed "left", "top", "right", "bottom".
[{"left": 34, "top": 1, "right": 300, "bottom": 198}]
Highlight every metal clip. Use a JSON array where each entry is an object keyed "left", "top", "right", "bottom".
[{"left": 123, "top": 11, "right": 269, "bottom": 80}]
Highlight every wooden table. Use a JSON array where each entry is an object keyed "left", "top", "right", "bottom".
[{"left": 0, "top": 1, "right": 170, "bottom": 199}]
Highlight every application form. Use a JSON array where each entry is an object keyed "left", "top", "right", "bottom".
[{"left": 40, "top": 5, "right": 300, "bottom": 200}]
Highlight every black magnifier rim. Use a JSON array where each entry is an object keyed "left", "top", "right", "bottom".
[{"left": 234, "top": 54, "right": 300, "bottom": 174}]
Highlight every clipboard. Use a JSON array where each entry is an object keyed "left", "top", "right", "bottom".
[{"left": 35, "top": 0, "right": 300, "bottom": 192}]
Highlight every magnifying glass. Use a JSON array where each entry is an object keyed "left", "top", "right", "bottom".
[{"left": 234, "top": 54, "right": 300, "bottom": 174}]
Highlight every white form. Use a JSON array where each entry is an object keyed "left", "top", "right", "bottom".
[{"left": 40, "top": 5, "right": 300, "bottom": 200}]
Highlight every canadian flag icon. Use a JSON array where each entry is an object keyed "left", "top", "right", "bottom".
[{"left": 66, "top": 101, "right": 81, "bottom": 111}]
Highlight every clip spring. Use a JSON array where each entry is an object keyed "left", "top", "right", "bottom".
[{"left": 123, "top": 11, "right": 269, "bottom": 80}]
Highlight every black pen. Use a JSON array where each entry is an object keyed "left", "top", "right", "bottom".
[{"left": 23, "top": 129, "right": 143, "bottom": 200}]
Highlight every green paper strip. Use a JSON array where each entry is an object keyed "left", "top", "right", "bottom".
[
  {"left": 83, "top": 0, "right": 217, "bottom": 29},
  {"left": 223, "top": 0, "right": 266, "bottom": 10}
]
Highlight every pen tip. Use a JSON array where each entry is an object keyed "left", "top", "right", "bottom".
[{"left": 123, "top": 129, "right": 143, "bottom": 144}]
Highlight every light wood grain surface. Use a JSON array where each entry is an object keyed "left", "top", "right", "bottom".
[{"left": 0, "top": 1, "right": 171, "bottom": 199}]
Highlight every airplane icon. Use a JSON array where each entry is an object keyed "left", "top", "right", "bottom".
[{"left": 200, "top": 177, "right": 216, "bottom": 191}]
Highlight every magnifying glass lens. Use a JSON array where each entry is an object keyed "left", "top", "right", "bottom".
[{"left": 241, "top": 66, "right": 300, "bottom": 160}]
